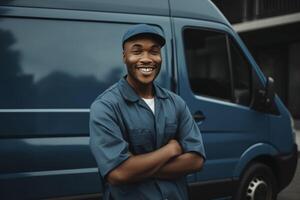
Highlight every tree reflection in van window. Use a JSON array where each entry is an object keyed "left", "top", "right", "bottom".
[{"left": 0, "top": 18, "right": 168, "bottom": 109}]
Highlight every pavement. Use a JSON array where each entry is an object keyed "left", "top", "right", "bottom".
[{"left": 278, "top": 158, "right": 300, "bottom": 200}]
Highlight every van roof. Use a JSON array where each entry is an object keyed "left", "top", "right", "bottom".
[
  {"left": 169, "top": 0, "right": 230, "bottom": 25},
  {"left": 0, "top": 0, "right": 229, "bottom": 26}
]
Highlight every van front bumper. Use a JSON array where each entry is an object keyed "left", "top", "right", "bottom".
[{"left": 275, "top": 144, "right": 298, "bottom": 192}]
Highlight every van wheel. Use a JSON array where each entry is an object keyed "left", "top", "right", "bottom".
[{"left": 234, "top": 162, "right": 277, "bottom": 200}]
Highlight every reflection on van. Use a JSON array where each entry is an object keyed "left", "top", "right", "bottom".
[{"left": 0, "top": 0, "right": 297, "bottom": 200}]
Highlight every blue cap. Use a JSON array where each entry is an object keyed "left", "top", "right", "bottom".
[{"left": 122, "top": 24, "right": 165, "bottom": 48}]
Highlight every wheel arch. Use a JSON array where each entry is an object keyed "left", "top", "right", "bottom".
[{"left": 233, "top": 143, "right": 279, "bottom": 179}]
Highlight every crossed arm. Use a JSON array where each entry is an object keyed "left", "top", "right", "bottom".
[{"left": 107, "top": 139, "right": 204, "bottom": 185}]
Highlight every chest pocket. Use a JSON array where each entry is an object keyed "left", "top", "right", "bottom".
[
  {"left": 128, "top": 129, "right": 154, "bottom": 154},
  {"left": 164, "top": 123, "right": 178, "bottom": 142}
]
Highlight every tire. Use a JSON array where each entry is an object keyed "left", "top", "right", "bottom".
[{"left": 234, "top": 162, "right": 278, "bottom": 200}]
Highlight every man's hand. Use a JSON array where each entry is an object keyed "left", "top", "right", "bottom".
[
  {"left": 154, "top": 152, "right": 204, "bottom": 180},
  {"left": 153, "top": 140, "right": 204, "bottom": 180},
  {"left": 166, "top": 139, "right": 183, "bottom": 157},
  {"left": 106, "top": 140, "right": 181, "bottom": 185}
]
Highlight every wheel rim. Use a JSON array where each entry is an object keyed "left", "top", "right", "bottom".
[{"left": 246, "top": 177, "right": 272, "bottom": 200}]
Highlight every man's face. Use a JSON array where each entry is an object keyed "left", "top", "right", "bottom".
[{"left": 123, "top": 36, "right": 162, "bottom": 87}]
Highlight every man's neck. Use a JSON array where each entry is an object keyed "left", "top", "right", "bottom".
[{"left": 126, "top": 77, "right": 154, "bottom": 99}]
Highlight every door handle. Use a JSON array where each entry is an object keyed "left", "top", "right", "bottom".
[{"left": 193, "top": 111, "right": 206, "bottom": 122}]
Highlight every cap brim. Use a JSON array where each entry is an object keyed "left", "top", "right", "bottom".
[{"left": 123, "top": 32, "right": 165, "bottom": 48}]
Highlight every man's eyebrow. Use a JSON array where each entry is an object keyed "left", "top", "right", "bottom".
[
  {"left": 130, "top": 43, "right": 161, "bottom": 48},
  {"left": 151, "top": 44, "right": 161, "bottom": 49},
  {"left": 130, "top": 44, "right": 143, "bottom": 48}
]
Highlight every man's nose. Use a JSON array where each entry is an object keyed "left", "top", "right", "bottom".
[{"left": 140, "top": 53, "right": 153, "bottom": 64}]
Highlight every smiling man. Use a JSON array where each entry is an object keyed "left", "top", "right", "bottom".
[{"left": 89, "top": 24, "right": 206, "bottom": 200}]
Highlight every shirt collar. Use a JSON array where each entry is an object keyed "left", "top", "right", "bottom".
[{"left": 118, "top": 76, "right": 168, "bottom": 102}]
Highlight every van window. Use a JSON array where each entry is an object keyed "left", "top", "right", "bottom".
[
  {"left": 0, "top": 18, "right": 168, "bottom": 109},
  {"left": 229, "top": 40, "right": 251, "bottom": 106},
  {"left": 183, "top": 28, "right": 251, "bottom": 105},
  {"left": 183, "top": 28, "right": 232, "bottom": 101},
  {"left": 0, "top": 18, "right": 128, "bottom": 109},
  {"left": 0, "top": 17, "right": 167, "bottom": 136}
]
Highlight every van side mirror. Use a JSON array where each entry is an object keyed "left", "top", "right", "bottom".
[{"left": 251, "top": 76, "right": 276, "bottom": 112}]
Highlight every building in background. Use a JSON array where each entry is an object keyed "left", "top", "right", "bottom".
[{"left": 213, "top": 0, "right": 300, "bottom": 126}]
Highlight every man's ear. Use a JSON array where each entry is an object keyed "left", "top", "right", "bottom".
[{"left": 122, "top": 51, "right": 126, "bottom": 63}]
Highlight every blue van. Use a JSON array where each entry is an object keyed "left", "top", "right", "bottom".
[{"left": 0, "top": 0, "right": 297, "bottom": 199}]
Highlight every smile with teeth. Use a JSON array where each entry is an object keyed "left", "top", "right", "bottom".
[{"left": 138, "top": 67, "right": 155, "bottom": 74}]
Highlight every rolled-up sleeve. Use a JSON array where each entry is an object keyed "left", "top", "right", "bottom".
[
  {"left": 177, "top": 98, "right": 206, "bottom": 160},
  {"left": 89, "top": 100, "right": 130, "bottom": 178}
]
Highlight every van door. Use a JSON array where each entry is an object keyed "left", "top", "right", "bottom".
[{"left": 173, "top": 19, "right": 269, "bottom": 198}]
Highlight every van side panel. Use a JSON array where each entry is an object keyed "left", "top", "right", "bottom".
[
  {"left": 0, "top": 137, "right": 101, "bottom": 199},
  {"left": 270, "top": 96, "right": 295, "bottom": 153}
]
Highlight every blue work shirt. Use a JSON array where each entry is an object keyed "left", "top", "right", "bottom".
[{"left": 90, "top": 77, "right": 206, "bottom": 200}]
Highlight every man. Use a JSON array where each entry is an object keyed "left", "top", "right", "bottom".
[{"left": 90, "top": 24, "right": 206, "bottom": 200}]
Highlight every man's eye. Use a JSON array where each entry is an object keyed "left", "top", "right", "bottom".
[
  {"left": 131, "top": 50, "right": 142, "bottom": 55},
  {"left": 151, "top": 50, "right": 160, "bottom": 55}
]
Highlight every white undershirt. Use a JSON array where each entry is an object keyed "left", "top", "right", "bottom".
[{"left": 142, "top": 98, "right": 155, "bottom": 114}]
